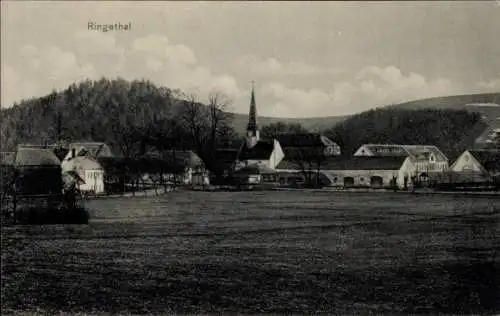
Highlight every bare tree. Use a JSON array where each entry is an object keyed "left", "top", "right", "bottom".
[
  {"left": 179, "top": 91, "right": 234, "bottom": 173},
  {"left": 287, "top": 147, "right": 327, "bottom": 188}
]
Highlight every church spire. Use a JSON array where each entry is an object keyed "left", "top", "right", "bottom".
[
  {"left": 245, "top": 81, "right": 260, "bottom": 148},
  {"left": 247, "top": 81, "right": 257, "bottom": 132}
]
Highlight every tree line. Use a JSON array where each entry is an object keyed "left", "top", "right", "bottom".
[
  {"left": 1, "top": 78, "right": 492, "bottom": 174},
  {"left": 0, "top": 78, "right": 237, "bottom": 173}
]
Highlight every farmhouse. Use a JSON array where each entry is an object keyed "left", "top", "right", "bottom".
[
  {"left": 449, "top": 149, "right": 500, "bottom": 182},
  {"left": 354, "top": 144, "right": 449, "bottom": 176},
  {"left": 276, "top": 156, "right": 416, "bottom": 189},
  {"left": 235, "top": 85, "right": 285, "bottom": 172},
  {"left": 233, "top": 164, "right": 278, "bottom": 185},
  {"left": 141, "top": 149, "right": 208, "bottom": 186},
  {"left": 62, "top": 155, "right": 105, "bottom": 194},
  {"left": 11, "top": 147, "right": 63, "bottom": 195}
]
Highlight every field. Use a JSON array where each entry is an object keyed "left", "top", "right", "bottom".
[{"left": 2, "top": 191, "right": 499, "bottom": 314}]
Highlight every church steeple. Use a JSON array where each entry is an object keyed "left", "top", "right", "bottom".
[
  {"left": 246, "top": 81, "right": 260, "bottom": 148},
  {"left": 247, "top": 81, "right": 257, "bottom": 132}
]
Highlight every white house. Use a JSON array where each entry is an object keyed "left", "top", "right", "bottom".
[
  {"left": 62, "top": 142, "right": 115, "bottom": 162},
  {"left": 450, "top": 149, "right": 500, "bottom": 182},
  {"left": 354, "top": 144, "right": 449, "bottom": 176},
  {"left": 61, "top": 156, "right": 105, "bottom": 194}
]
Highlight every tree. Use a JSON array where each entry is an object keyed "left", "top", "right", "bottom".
[
  {"left": 179, "top": 91, "right": 234, "bottom": 172},
  {"left": 286, "top": 146, "right": 327, "bottom": 188},
  {"left": 261, "top": 121, "right": 309, "bottom": 139}
]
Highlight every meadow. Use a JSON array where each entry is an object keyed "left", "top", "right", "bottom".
[{"left": 2, "top": 190, "right": 499, "bottom": 315}]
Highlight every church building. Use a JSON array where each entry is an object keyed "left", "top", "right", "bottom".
[{"left": 235, "top": 84, "right": 285, "bottom": 172}]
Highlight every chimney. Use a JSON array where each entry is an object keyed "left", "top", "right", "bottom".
[{"left": 71, "top": 148, "right": 76, "bottom": 158}]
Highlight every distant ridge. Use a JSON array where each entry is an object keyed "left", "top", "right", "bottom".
[{"left": 229, "top": 92, "right": 500, "bottom": 136}]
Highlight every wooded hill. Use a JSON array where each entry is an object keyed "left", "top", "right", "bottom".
[
  {"left": 0, "top": 78, "right": 494, "bottom": 162},
  {"left": 323, "top": 108, "right": 488, "bottom": 160}
]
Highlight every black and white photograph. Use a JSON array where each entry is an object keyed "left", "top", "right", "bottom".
[{"left": 1, "top": 1, "right": 499, "bottom": 314}]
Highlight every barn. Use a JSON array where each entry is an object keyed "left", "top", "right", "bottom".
[
  {"left": 354, "top": 144, "right": 449, "bottom": 179},
  {"left": 276, "top": 156, "right": 415, "bottom": 189},
  {"left": 13, "top": 147, "right": 63, "bottom": 196}
]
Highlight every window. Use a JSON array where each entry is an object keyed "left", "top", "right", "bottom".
[
  {"left": 333, "top": 177, "right": 338, "bottom": 183},
  {"left": 360, "top": 177, "right": 364, "bottom": 182}
]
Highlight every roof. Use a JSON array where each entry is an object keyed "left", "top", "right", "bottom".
[
  {"left": 277, "top": 156, "right": 408, "bottom": 171},
  {"left": 469, "top": 149, "right": 500, "bottom": 172},
  {"left": 214, "top": 148, "right": 239, "bottom": 162},
  {"left": 358, "top": 144, "right": 448, "bottom": 161},
  {"left": 17, "top": 144, "right": 70, "bottom": 162},
  {"left": 14, "top": 148, "right": 61, "bottom": 167},
  {"left": 238, "top": 139, "right": 274, "bottom": 160},
  {"left": 277, "top": 133, "right": 335, "bottom": 147},
  {"left": 68, "top": 142, "right": 115, "bottom": 158},
  {"left": 234, "top": 164, "right": 277, "bottom": 175},
  {"left": 217, "top": 139, "right": 244, "bottom": 151}
]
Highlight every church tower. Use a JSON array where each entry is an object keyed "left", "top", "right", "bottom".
[{"left": 246, "top": 82, "right": 260, "bottom": 148}]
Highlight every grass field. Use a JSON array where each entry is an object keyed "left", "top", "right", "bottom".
[{"left": 2, "top": 191, "right": 499, "bottom": 315}]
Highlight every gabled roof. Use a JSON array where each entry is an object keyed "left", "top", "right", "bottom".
[
  {"left": 14, "top": 148, "right": 61, "bottom": 167},
  {"left": 277, "top": 156, "right": 407, "bottom": 171},
  {"left": 68, "top": 142, "right": 115, "bottom": 158},
  {"left": 238, "top": 139, "right": 274, "bottom": 160},
  {"left": 17, "top": 144, "right": 69, "bottom": 162},
  {"left": 469, "top": 149, "right": 500, "bottom": 172},
  {"left": 357, "top": 144, "right": 448, "bottom": 161},
  {"left": 214, "top": 148, "right": 239, "bottom": 162}
]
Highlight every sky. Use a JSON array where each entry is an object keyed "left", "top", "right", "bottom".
[{"left": 1, "top": 1, "right": 500, "bottom": 117}]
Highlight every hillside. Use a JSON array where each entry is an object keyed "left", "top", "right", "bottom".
[
  {"left": 324, "top": 107, "right": 488, "bottom": 161},
  {"left": 229, "top": 113, "right": 346, "bottom": 135},
  {"left": 390, "top": 93, "right": 500, "bottom": 145},
  {"left": 230, "top": 92, "right": 500, "bottom": 136}
]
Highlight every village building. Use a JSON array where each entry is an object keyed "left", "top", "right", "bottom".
[
  {"left": 276, "top": 155, "right": 416, "bottom": 189},
  {"left": 449, "top": 149, "right": 500, "bottom": 183},
  {"left": 141, "top": 149, "right": 209, "bottom": 186},
  {"left": 62, "top": 155, "right": 105, "bottom": 194},
  {"left": 234, "top": 84, "right": 284, "bottom": 183},
  {"left": 354, "top": 144, "right": 449, "bottom": 178},
  {"left": 59, "top": 142, "right": 117, "bottom": 194},
  {"left": 62, "top": 142, "right": 116, "bottom": 162},
  {"left": 277, "top": 133, "right": 341, "bottom": 157},
  {"left": 7, "top": 147, "right": 63, "bottom": 196}
]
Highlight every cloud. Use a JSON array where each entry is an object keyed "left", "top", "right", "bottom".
[
  {"left": 477, "top": 77, "right": 500, "bottom": 91},
  {"left": 119, "top": 34, "right": 241, "bottom": 103},
  {"left": 261, "top": 65, "right": 456, "bottom": 117},
  {"left": 235, "top": 54, "right": 326, "bottom": 76},
  {"left": 2, "top": 33, "right": 242, "bottom": 108},
  {"left": 1, "top": 45, "right": 98, "bottom": 106}
]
